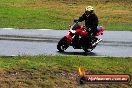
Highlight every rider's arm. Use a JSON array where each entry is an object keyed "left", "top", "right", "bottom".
[{"left": 78, "top": 13, "right": 85, "bottom": 22}]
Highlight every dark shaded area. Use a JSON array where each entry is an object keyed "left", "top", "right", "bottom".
[{"left": 57, "top": 51, "right": 97, "bottom": 56}]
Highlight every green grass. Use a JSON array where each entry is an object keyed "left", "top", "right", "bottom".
[
  {"left": 0, "top": 55, "right": 131, "bottom": 87},
  {"left": 0, "top": 7, "right": 70, "bottom": 29},
  {"left": 0, "top": 0, "right": 131, "bottom": 30}
]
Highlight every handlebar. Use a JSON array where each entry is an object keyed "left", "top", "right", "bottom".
[{"left": 73, "top": 19, "right": 79, "bottom": 23}]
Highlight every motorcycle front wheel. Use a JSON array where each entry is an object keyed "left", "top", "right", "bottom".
[{"left": 57, "top": 36, "right": 69, "bottom": 52}]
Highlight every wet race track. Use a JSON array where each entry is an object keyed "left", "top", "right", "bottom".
[{"left": 0, "top": 28, "right": 132, "bottom": 57}]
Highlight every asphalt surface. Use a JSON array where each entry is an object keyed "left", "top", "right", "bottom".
[{"left": 0, "top": 28, "right": 132, "bottom": 57}]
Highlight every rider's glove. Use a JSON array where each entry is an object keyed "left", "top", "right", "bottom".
[{"left": 74, "top": 19, "right": 78, "bottom": 23}]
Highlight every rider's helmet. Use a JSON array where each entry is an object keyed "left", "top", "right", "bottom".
[{"left": 85, "top": 6, "right": 94, "bottom": 15}]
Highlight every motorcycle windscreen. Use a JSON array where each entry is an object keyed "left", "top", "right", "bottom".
[{"left": 72, "top": 23, "right": 81, "bottom": 30}]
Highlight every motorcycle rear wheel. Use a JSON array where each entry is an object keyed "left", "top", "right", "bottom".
[
  {"left": 83, "top": 48, "right": 93, "bottom": 53},
  {"left": 83, "top": 44, "right": 97, "bottom": 53}
]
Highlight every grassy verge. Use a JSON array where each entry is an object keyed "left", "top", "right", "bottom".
[
  {"left": 0, "top": 55, "right": 131, "bottom": 87},
  {"left": 0, "top": 0, "right": 131, "bottom": 30}
]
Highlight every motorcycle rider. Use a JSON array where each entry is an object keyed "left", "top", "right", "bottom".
[{"left": 74, "top": 6, "right": 98, "bottom": 37}]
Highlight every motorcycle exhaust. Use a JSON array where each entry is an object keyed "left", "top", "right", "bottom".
[{"left": 92, "top": 39, "right": 102, "bottom": 46}]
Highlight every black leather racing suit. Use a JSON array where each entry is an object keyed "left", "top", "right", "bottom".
[
  {"left": 77, "top": 13, "right": 98, "bottom": 36},
  {"left": 76, "top": 13, "right": 99, "bottom": 47}
]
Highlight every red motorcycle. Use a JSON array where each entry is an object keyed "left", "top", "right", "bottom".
[{"left": 57, "top": 23, "right": 104, "bottom": 52}]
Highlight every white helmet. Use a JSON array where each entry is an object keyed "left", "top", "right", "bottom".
[
  {"left": 85, "top": 6, "right": 94, "bottom": 15},
  {"left": 85, "top": 6, "right": 94, "bottom": 11}
]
